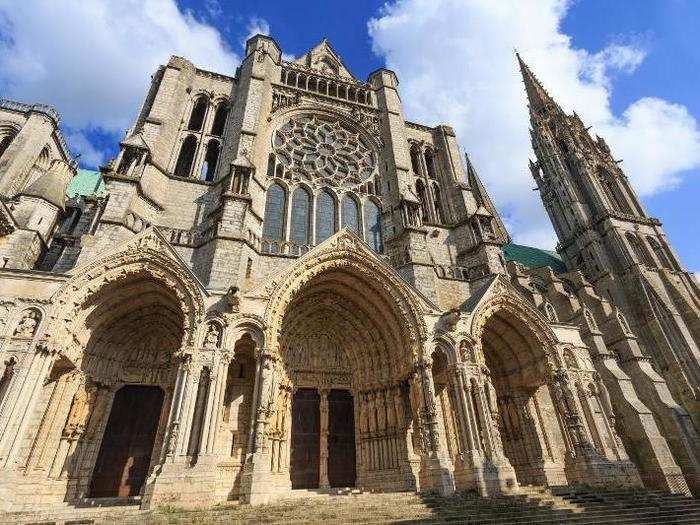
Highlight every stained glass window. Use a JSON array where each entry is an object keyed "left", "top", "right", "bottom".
[
  {"left": 290, "top": 187, "right": 311, "bottom": 246},
  {"left": 341, "top": 195, "right": 359, "bottom": 233},
  {"left": 316, "top": 189, "right": 336, "bottom": 243},
  {"left": 364, "top": 199, "right": 382, "bottom": 252},
  {"left": 263, "top": 183, "right": 286, "bottom": 241}
]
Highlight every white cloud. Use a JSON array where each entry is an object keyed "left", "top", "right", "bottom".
[
  {"left": 243, "top": 16, "right": 271, "bottom": 46},
  {"left": 368, "top": 0, "right": 700, "bottom": 248},
  {"left": 0, "top": 0, "right": 240, "bottom": 164},
  {"left": 64, "top": 130, "right": 107, "bottom": 168}
]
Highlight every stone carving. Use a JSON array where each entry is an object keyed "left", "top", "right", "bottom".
[
  {"left": 204, "top": 323, "right": 222, "bottom": 349},
  {"left": 13, "top": 309, "right": 40, "bottom": 338},
  {"left": 271, "top": 115, "right": 377, "bottom": 189}
]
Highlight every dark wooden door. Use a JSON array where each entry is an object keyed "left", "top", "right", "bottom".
[
  {"left": 90, "top": 385, "right": 164, "bottom": 498},
  {"left": 328, "top": 389, "right": 356, "bottom": 487},
  {"left": 290, "top": 388, "right": 320, "bottom": 489}
]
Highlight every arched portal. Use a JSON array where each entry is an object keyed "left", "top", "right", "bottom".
[
  {"left": 70, "top": 273, "right": 187, "bottom": 499},
  {"left": 25, "top": 248, "right": 204, "bottom": 506},
  {"left": 255, "top": 237, "right": 435, "bottom": 496},
  {"left": 278, "top": 265, "right": 416, "bottom": 490},
  {"left": 479, "top": 309, "right": 567, "bottom": 486}
]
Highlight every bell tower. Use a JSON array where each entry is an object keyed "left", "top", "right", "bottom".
[{"left": 519, "top": 54, "right": 700, "bottom": 425}]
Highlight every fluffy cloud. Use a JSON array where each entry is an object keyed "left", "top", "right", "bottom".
[
  {"left": 368, "top": 0, "right": 700, "bottom": 248},
  {"left": 0, "top": 0, "right": 239, "bottom": 164}
]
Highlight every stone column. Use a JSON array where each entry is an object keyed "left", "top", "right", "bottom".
[
  {"left": 319, "top": 388, "right": 330, "bottom": 489},
  {"left": 159, "top": 352, "right": 192, "bottom": 464},
  {"left": 546, "top": 364, "right": 616, "bottom": 487},
  {"left": 240, "top": 348, "right": 280, "bottom": 505},
  {"left": 200, "top": 351, "right": 231, "bottom": 456},
  {"left": 0, "top": 344, "right": 55, "bottom": 469},
  {"left": 413, "top": 355, "right": 454, "bottom": 496}
]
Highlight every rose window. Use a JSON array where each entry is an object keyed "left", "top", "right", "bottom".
[{"left": 272, "top": 115, "right": 376, "bottom": 188}]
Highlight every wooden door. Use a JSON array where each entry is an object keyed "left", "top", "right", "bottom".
[
  {"left": 328, "top": 389, "right": 356, "bottom": 487},
  {"left": 290, "top": 388, "right": 320, "bottom": 489},
  {"left": 90, "top": 385, "right": 164, "bottom": 498}
]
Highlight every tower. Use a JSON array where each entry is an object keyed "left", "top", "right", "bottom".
[{"left": 519, "top": 54, "right": 700, "bottom": 425}]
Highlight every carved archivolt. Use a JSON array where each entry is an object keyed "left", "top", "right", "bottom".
[
  {"left": 45, "top": 234, "right": 206, "bottom": 365},
  {"left": 469, "top": 286, "right": 558, "bottom": 361},
  {"left": 263, "top": 232, "right": 429, "bottom": 359}
]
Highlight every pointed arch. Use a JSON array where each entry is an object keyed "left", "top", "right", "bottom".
[
  {"left": 187, "top": 96, "right": 208, "bottom": 132},
  {"left": 264, "top": 232, "right": 429, "bottom": 363},
  {"left": 174, "top": 135, "right": 197, "bottom": 178}
]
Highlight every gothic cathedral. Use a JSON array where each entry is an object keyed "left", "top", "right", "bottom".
[{"left": 0, "top": 36, "right": 698, "bottom": 510}]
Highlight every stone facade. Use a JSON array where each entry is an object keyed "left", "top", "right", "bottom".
[{"left": 0, "top": 36, "right": 698, "bottom": 512}]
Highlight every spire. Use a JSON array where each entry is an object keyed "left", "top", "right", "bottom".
[
  {"left": 465, "top": 154, "right": 510, "bottom": 243},
  {"left": 516, "top": 53, "right": 558, "bottom": 117}
]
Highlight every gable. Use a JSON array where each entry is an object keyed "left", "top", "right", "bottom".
[{"left": 293, "top": 39, "right": 355, "bottom": 80}]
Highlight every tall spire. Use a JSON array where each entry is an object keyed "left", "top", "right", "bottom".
[{"left": 516, "top": 53, "right": 557, "bottom": 117}]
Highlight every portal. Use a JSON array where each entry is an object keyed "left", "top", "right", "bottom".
[
  {"left": 89, "top": 385, "right": 164, "bottom": 498},
  {"left": 290, "top": 388, "right": 320, "bottom": 489}
]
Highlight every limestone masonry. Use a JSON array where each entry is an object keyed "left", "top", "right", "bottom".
[{"left": 0, "top": 36, "right": 698, "bottom": 511}]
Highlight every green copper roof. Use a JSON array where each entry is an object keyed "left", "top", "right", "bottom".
[
  {"left": 502, "top": 242, "right": 567, "bottom": 274},
  {"left": 66, "top": 169, "right": 105, "bottom": 199}
]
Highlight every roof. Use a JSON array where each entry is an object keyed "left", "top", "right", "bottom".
[
  {"left": 502, "top": 242, "right": 567, "bottom": 274},
  {"left": 66, "top": 169, "right": 105, "bottom": 199}
]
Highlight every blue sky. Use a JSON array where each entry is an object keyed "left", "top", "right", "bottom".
[{"left": 0, "top": 0, "right": 697, "bottom": 272}]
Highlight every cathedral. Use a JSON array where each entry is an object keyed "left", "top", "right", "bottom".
[{"left": 0, "top": 35, "right": 698, "bottom": 512}]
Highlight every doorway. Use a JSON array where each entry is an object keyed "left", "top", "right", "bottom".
[
  {"left": 89, "top": 385, "right": 164, "bottom": 498},
  {"left": 290, "top": 388, "right": 320, "bottom": 489},
  {"left": 328, "top": 389, "right": 356, "bottom": 487}
]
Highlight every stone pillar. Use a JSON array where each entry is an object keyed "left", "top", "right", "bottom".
[
  {"left": 547, "top": 364, "right": 621, "bottom": 487},
  {"left": 319, "top": 388, "right": 330, "bottom": 489},
  {"left": 470, "top": 372, "right": 518, "bottom": 495},
  {"left": 413, "top": 355, "right": 454, "bottom": 496},
  {"left": 200, "top": 351, "right": 231, "bottom": 457},
  {"left": 0, "top": 344, "right": 55, "bottom": 469},
  {"left": 159, "top": 353, "right": 192, "bottom": 464},
  {"left": 240, "top": 348, "right": 280, "bottom": 505}
]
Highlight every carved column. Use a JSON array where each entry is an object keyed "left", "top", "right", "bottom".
[
  {"left": 319, "top": 387, "right": 330, "bottom": 489},
  {"left": 159, "top": 352, "right": 192, "bottom": 464},
  {"left": 413, "top": 354, "right": 454, "bottom": 496},
  {"left": 201, "top": 351, "right": 231, "bottom": 456},
  {"left": 0, "top": 344, "right": 55, "bottom": 469}
]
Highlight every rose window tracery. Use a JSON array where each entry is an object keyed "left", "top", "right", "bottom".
[{"left": 272, "top": 115, "right": 376, "bottom": 189}]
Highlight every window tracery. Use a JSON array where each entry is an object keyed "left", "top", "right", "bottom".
[{"left": 271, "top": 115, "right": 377, "bottom": 190}]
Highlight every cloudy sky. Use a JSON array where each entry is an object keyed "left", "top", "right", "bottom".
[{"left": 0, "top": 0, "right": 698, "bottom": 271}]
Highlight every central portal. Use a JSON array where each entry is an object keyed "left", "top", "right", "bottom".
[{"left": 289, "top": 388, "right": 356, "bottom": 489}]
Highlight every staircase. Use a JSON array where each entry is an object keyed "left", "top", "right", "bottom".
[{"left": 1, "top": 487, "right": 698, "bottom": 524}]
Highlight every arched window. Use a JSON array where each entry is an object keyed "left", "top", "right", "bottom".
[
  {"left": 315, "top": 189, "right": 336, "bottom": 243},
  {"left": 290, "top": 187, "right": 311, "bottom": 247},
  {"left": 210, "top": 104, "right": 228, "bottom": 136},
  {"left": 187, "top": 96, "right": 208, "bottom": 131},
  {"left": 0, "top": 133, "right": 15, "bottom": 160},
  {"left": 262, "top": 183, "right": 286, "bottom": 241},
  {"left": 425, "top": 149, "right": 437, "bottom": 178},
  {"left": 267, "top": 153, "right": 276, "bottom": 178},
  {"left": 432, "top": 182, "right": 444, "bottom": 224},
  {"left": 201, "top": 140, "right": 220, "bottom": 182},
  {"left": 626, "top": 233, "right": 652, "bottom": 266},
  {"left": 341, "top": 194, "right": 360, "bottom": 233},
  {"left": 364, "top": 199, "right": 382, "bottom": 252},
  {"left": 35, "top": 146, "right": 50, "bottom": 170},
  {"left": 410, "top": 146, "right": 421, "bottom": 175},
  {"left": 415, "top": 179, "right": 429, "bottom": 222},
  {"left": 174, "top": 135, "right": 198, "bottom": 178},
  {"left": 647, "top": 236, "right": 673, "bottom": 270}
]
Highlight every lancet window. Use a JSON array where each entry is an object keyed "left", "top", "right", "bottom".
[
  {"left": 263, "top": 183, "right": 287, "bottom": 242},
  {"left": 315, "top": 189, "right": 336, "bottom": 243},
  {"left": 290, "top": 187, "right": 311, "bottom": 247},
  {"left": 174, "top": 135, "right": 198, "bottom": 178}
]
